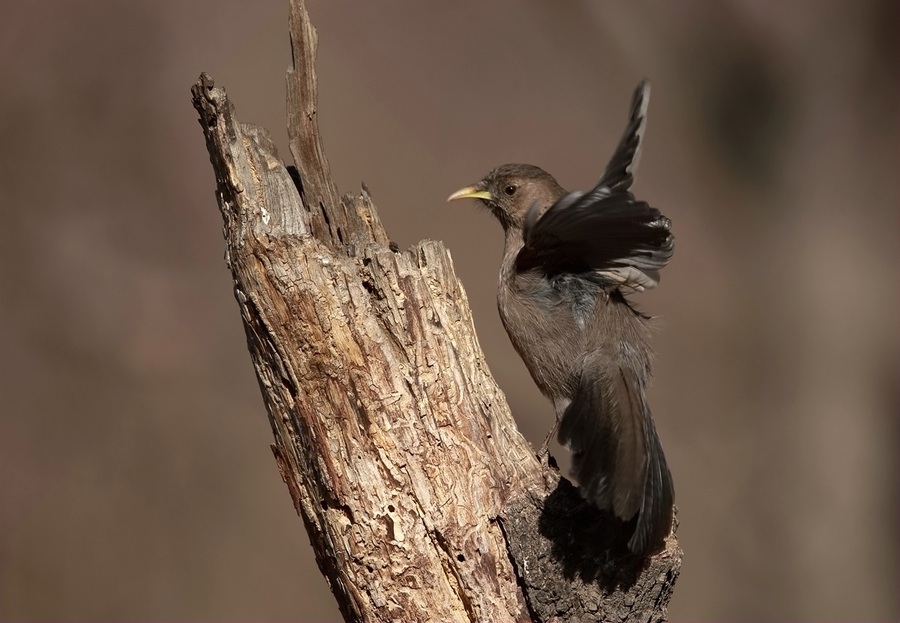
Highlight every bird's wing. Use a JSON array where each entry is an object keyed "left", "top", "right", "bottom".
[
  {"left": 557, "top": 362, "right": 646, "bottom": 521},
  {"left": 518, "top": 81, "right": 671, "bottom": 292},
  {"left": 596, "top": 79, "right": 650, "bottom": 195},
  {"left": 518, "top": 191, "right": 673, "bottom": 291}
]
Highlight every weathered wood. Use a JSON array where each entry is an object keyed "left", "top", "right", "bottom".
[{"left": 191, "top": 1, "right": 681, "bottom": 620}]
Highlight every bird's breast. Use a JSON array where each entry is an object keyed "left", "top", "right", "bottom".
[{"left": 497, "top": 271, "right": 605, "bottom": 398}]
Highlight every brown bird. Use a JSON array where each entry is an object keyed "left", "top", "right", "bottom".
[{"left": 448, "top": 81, "right": 674, "bottom": 555}]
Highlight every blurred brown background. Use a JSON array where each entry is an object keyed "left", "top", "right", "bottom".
[{"left": 1, "top": 1, "right": 897, "bottom": 621}]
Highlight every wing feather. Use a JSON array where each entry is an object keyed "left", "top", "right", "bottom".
[{"left": 516, "top": 81, "right": 672, "bottom": 292}]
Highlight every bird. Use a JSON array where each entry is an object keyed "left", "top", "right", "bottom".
[{"left": 447, "top": 81, "right": 674, "bottom": 555}]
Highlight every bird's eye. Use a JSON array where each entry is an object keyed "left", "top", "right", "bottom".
[{"left": 504, "top": 185, "right": 518, "bottom": 196}]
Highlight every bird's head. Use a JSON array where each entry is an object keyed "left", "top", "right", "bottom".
[{"left": 448, "top": 163, "right": 565, "bottom": 231}]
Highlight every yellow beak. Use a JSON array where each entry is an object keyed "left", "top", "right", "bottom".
[{"left": 447, "top": 185, "right": 494, "bottom": 202}]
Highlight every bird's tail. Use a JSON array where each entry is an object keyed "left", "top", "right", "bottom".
[
  {"left": 630, "top": 417, "right": 674, "bottom": 554},
  {"left": 557, "top": 358, "right": 674, "bottom": 555}
]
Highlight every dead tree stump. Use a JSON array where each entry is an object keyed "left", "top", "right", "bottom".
[{"left": 191, "top": 1, "right": 681, "bottom": 620}]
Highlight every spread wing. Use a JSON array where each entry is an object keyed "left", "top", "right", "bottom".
[
  {"left": 517, "top": 81, "right": 673, "bottom": 291},
  {"left": 598, "top": 79, "right": 650, "bottom": 194}
]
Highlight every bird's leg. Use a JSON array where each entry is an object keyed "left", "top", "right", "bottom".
[
  {"left": 538, "top": 398, "right": 569, "bottom": 465},
  {"left": 537, "top": 420, "right": 560, "bottom": 463}
]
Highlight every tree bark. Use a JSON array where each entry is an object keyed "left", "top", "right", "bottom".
[{"left": 191, "top": 1, "right": 682, "bottom": 621}]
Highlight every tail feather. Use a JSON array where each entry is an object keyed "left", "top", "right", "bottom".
[
  {"left": 629, "top": 421, "right": 674, "bottom": 554},
  {"left": 557, "top": 359, "right": 674, "bottom": 555}
]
